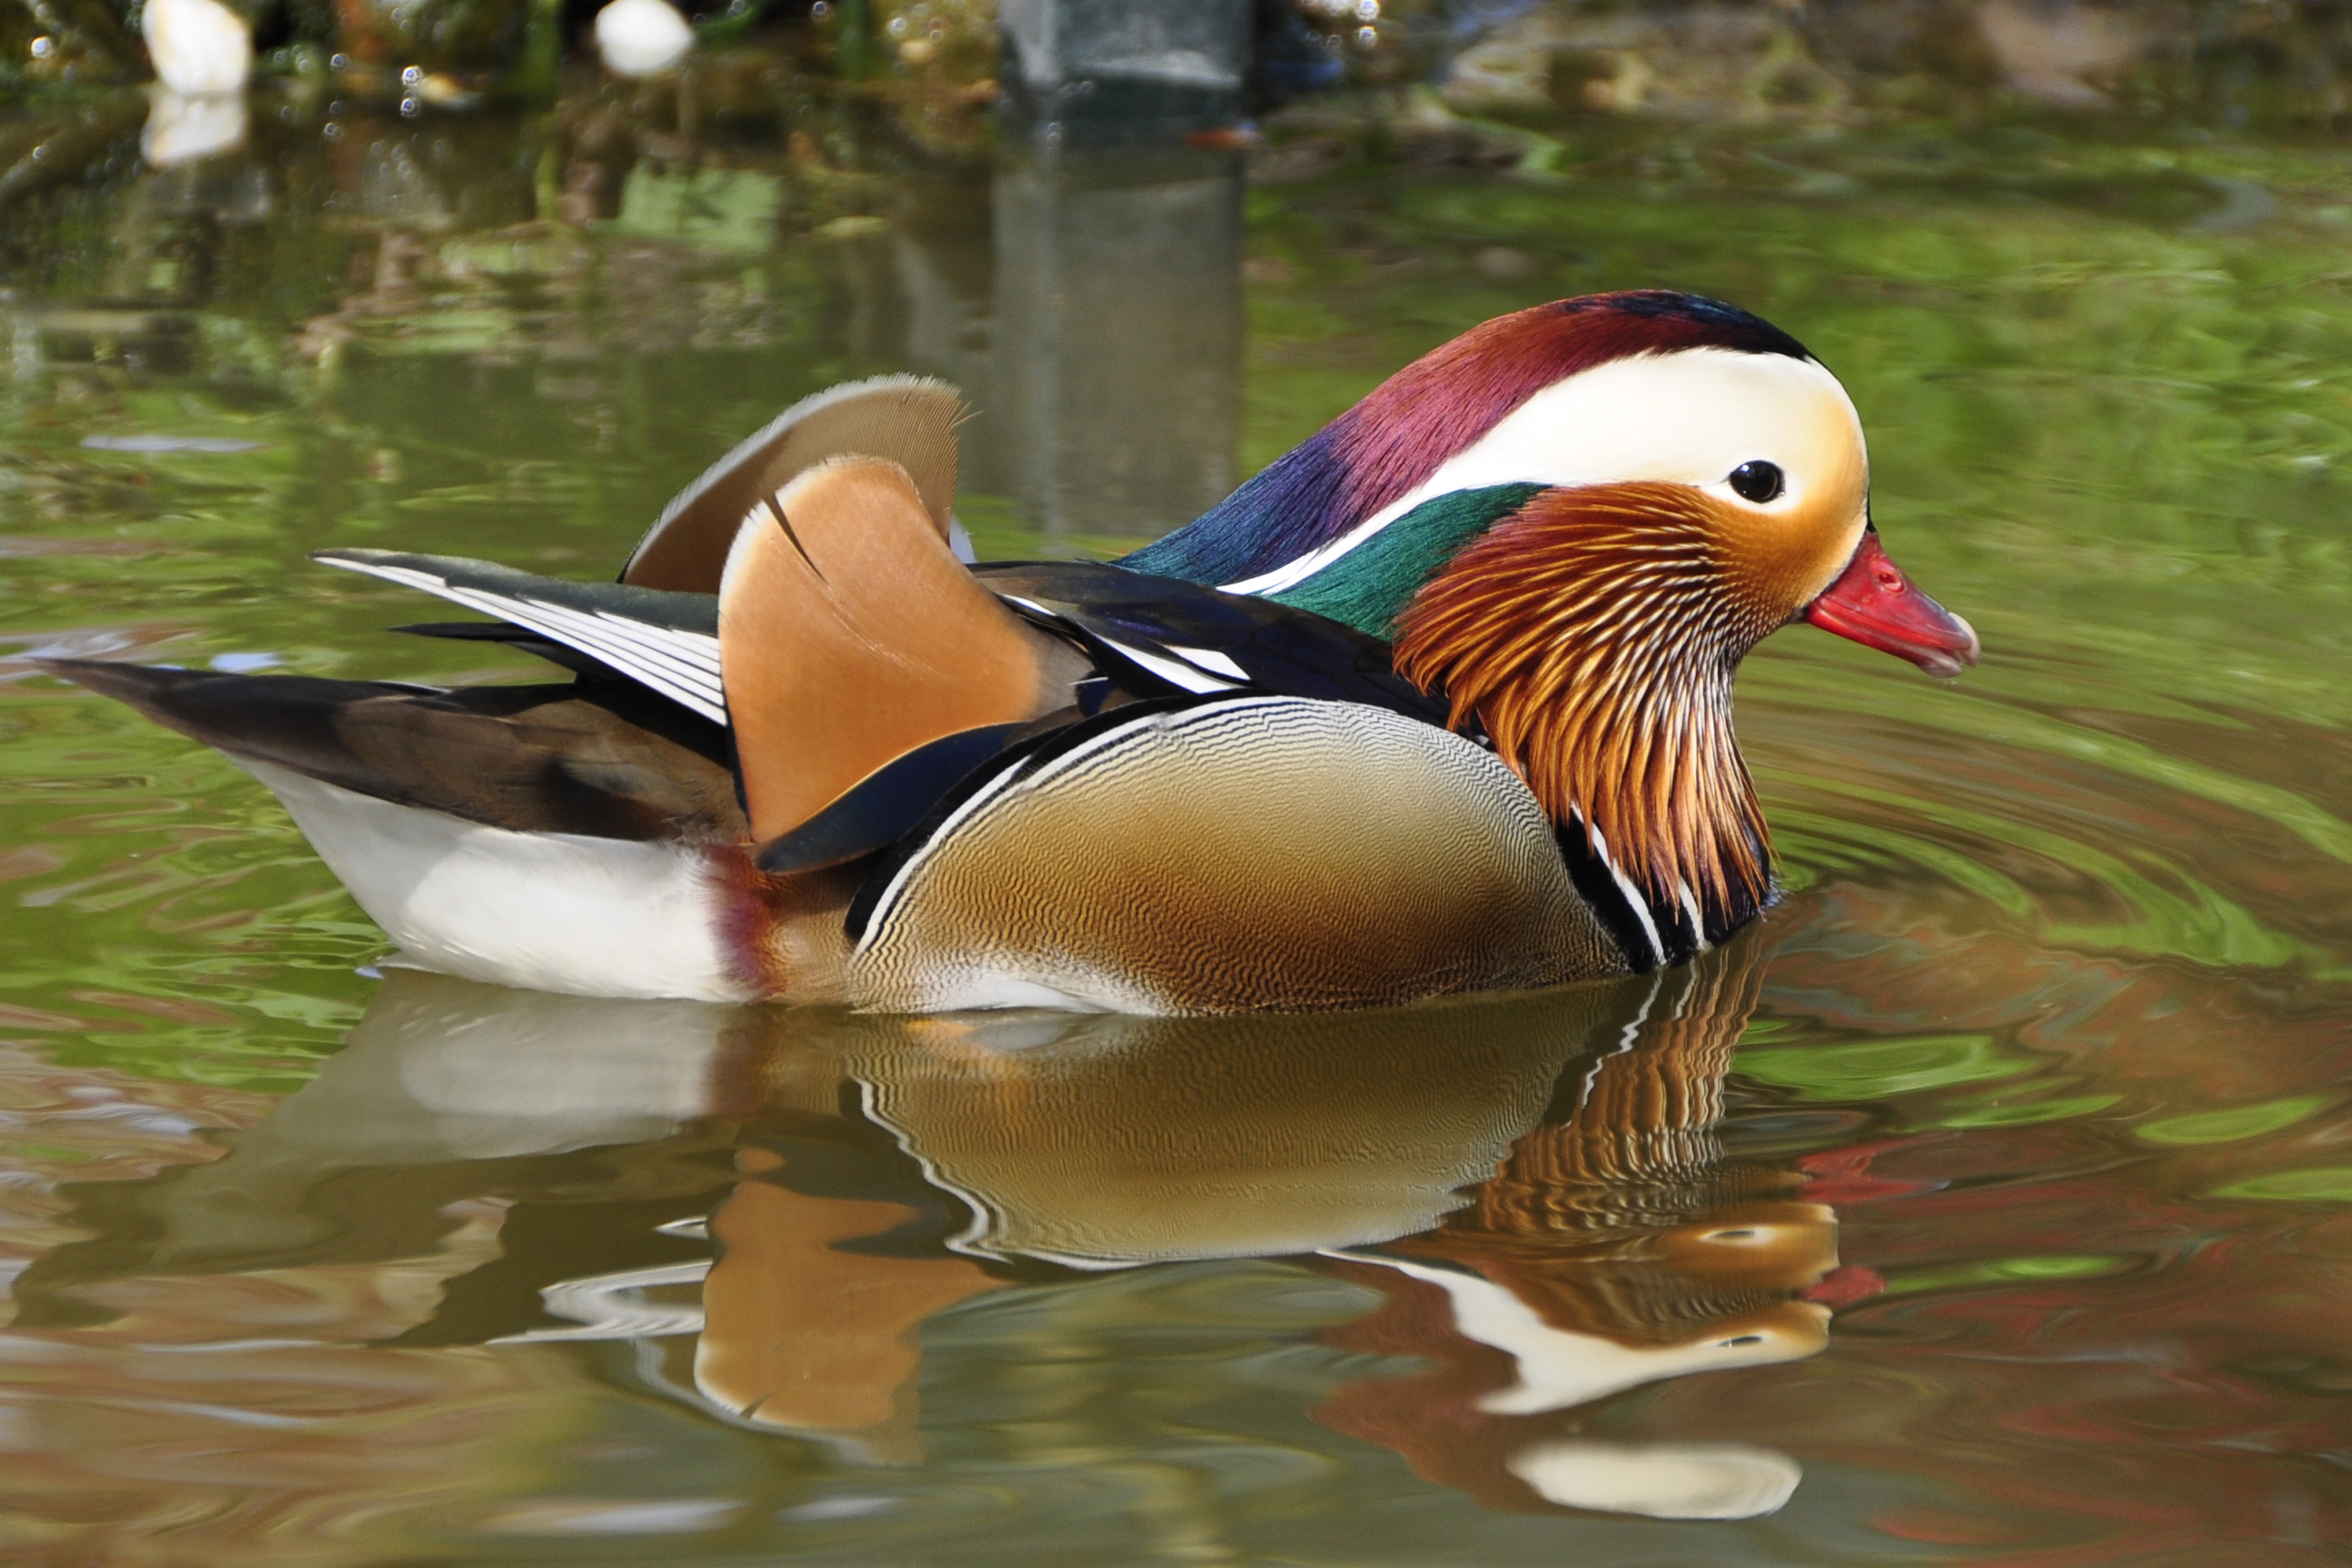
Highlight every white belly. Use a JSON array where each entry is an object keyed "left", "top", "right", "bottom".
[{"left": 242, "top": 761, "right": 751, "bottom": 1003}]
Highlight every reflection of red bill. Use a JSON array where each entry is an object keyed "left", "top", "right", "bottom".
[
  {"left": 1185, "top": 125, "right": 1265, "bottom": 151},
  {"left": 1803, "top": 1265, "right": 1887, "bottom": 1310},
  {"left": 1806, "top": 530, "right": 1982, "bottom": 678},
  {"left": 1795, "top": 1140, "right": 1946, "bottom": 1205}
]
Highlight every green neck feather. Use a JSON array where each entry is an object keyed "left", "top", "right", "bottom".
[{"left": 1267, "top": 484, "right": 1546, "bottom": 638}]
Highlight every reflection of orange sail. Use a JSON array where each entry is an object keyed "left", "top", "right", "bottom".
[
  {"left": 1314, "top": 945, "right": 1834, "bottom": 1520},
  {"left": 696, "top": 1150, "right": 1003, "bottom": 1461}
]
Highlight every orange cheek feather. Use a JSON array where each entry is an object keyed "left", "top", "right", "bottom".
[
  {"left": 1394, "top": 482, "right": 1782, "bottom": 931},
  {"left": 1710, "top": 454, "right": 1870, "bottom": 625}
]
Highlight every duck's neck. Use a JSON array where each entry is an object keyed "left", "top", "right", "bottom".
[
  {"left": 1263, "top": 485, "right": 1545, "bottom": 637},
  {"left": 1391, "top": 483, "right": 1776, "bottom": 966},
  {"left": 1119, "top": 317, "right": 1577, "bottom": 589},
  {"left": 1120, "top": 426, "right": 1367, "bottom": 587}
]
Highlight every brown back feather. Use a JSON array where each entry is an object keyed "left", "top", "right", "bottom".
[{"left": 623, "top": 376, "right": 965, "bottom": 593}]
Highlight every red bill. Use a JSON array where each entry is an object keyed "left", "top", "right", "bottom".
[{"left": 1804, "top": 530, "right": 1981, "bottom": 678}]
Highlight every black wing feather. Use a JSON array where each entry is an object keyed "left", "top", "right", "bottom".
[
  {"left": 972, "top": 561, "right": 1450, "bottom": 724},
  {"left": 390, "top": 621, "right": 617, "bottom": 679},
  {"left": 314, "top": 550, "right": 726, "bottom": 723},
  {"left": 40, "top": 660, "right": 747, "bottom": 844}
]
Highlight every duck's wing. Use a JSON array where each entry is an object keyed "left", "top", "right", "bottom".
[
  {"left": 720, "top": 456, "right": 1091, "bottom": 844},
  {"left": 382, "top": 620, "right": 617, "bottom": 679},
  {"left": 972, "top": 560, "right": 1452, "bottom": 724},
  {"left": 744, "top": 558, "right": 1458, "bottom": 877},
  {"left": 744, "top": 560, "right": 1453, "bottom": 876},
  {"left": 38, "top": 660, "right": 746, "bottom": 842},
  {"left": 312, "top": 549, "right": 727, "bottom": 724},
  {"left": 620, "top": 375, "right": 967, "bottom": 593}
]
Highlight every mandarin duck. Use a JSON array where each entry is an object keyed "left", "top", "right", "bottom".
[{"left": 44, "top": 290, "right": 1978, "bottom": 1013}]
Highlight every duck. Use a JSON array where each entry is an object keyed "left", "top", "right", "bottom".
[{"left": 42, "top": 290, "right": 1980, "bottom": 1014}]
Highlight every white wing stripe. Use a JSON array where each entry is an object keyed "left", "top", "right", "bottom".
[
  {"left": 325, "top": 558, "right": 724, "bottom": 700},
  {"left": 317, "top": 556, "right": 728, "bottom": 723},
  {"left": 984, "top": 597, "right": 1250, "bottom": 695},
  {"left": 1099, "top": 638, "right": 1241, "bottom": 695},
  {"left": 1168, "top": 645, "right": 1249, "bottom": 681},
  {"left": 318, "top": 557, "right": 455, "bottom": 597},
  {"left": 430, "top": 588, "right": 724, "bottom": 715},
  {"left": 497, "top": 595, "right": 723, "bottom": 694}
]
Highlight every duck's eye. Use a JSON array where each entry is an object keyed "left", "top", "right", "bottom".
[{"left": 1729, "top": 460, "right": 1784, "bottom": 504}]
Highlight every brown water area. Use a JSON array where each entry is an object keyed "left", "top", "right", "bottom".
[{"left": 4, "top": 1, "right": 2352, "bottom": 1561}]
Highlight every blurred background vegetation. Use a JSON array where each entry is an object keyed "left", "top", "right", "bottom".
[{"left": 14, "top": 0, "right": 2352, "bottom": 128}]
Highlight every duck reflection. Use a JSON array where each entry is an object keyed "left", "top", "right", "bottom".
[
  {"left": 688, "top": 990, "right": 1607, "bottom": 1459},
  {"left": 7, "top": 978, "right": 749, "bottom": 1334},
  {"left": 1310, "top": 953, "right": 1832, "bottom": 1520},
  {"left": 15, "top": 939, "right": 1831, "bottom": 1522},
  {"left": 694, "top": 948, "right": 1829, "bottom": 1518}
]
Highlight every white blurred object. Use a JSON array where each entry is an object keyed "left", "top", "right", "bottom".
[
  {"left": 596, "top": 0, "right": 695, "bottom": 78},
  {"left": 141, "top": 0, "right": 252, "bottom": 95},
  {"left": 1979, "top": 0, "right": 2149, "bottom": 108},
  {"left": 497, "top": 1259, "right": 713, "bottom": 1344},
  {"left": 141, "top": 88, "right": 248, "bottom": 166},
  {"left": 998, "top": 0, "right": 1249, "bottom": 95},
  {"left": 1508, "top": 1441, "right": 1802, "bottom": 1521}
]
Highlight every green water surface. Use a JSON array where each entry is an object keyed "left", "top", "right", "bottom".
[{"left": 2, "top": 52, "right": 2350, "bottom": 1566}]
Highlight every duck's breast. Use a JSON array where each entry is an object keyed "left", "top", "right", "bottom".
[{"left": 846, "top": 696, "right": 1626, "bottom": 1015}]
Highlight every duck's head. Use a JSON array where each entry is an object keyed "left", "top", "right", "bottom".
[{"left": 1124, "top": 290, "right": 1978, "bottom": 957}]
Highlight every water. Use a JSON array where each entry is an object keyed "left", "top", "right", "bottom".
[{"left": 4, "top": 49, "right": 2352, "bottom": 1565}]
